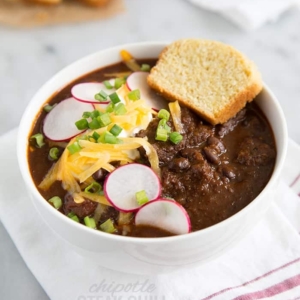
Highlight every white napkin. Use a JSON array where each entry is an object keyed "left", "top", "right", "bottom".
[
  {"left": 1, "top": 128, "right": 300, "bottom": 300},
  {"left": 187, "top": 0, "right": 300, "bottom": 30}
]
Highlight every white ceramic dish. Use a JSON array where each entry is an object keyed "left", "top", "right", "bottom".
[{"left": 17, "top": 42, "right": 288, "bottom": 274}]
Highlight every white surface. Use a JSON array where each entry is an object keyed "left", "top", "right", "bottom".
[
  {"left": 2, "top": 129, "right": 300, "bottom": 300},
  {"left": 188, "top": 0, "right": 300, "bottom": 30},
  {"left": 0, "top": 0, "right": 300, "bottom": 298}
]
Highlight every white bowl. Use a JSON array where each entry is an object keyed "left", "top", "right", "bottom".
[{"left": 17, "top": 42, "right": 288, "bottom": 274}]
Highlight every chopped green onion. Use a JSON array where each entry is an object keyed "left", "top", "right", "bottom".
[
  {"left": 30, "top": 133, "right": 45, "bottom": 148},
  {"left": 67, "top": 142, "right": 82, "bottom": 154},
  {"left": 109, "top": 124, "right": 123, "bottom": 136},
  {"left": 109, "top": 92, "right": 121, "bottom": 104},
  {"left": 84, "top": 216, "right": 96, "bottom": 229},
  {"left": 90, "top": 110, "right": 100, "bottom": 118},
  {"left": 100, "top": 219, "right": 116, "bottom": 233},
  {"left": 88, "top": 118, "right": 101, "bottom": 130},
  {"left": 169, "top": 132, "right": 183, "bottom": 144},
  {"left": 141, "top": 64, "right": 151, "bottom": 72},
  {"left": 94, "top": 90, "right": 108, "bottom": 101},
  {"left": 128, "top": 89, "right": 140, "bottom": 101},
  {"left": 114, "top": 103, "right": 127, "bottom": 115},
  {"left": 85, "top": 182, "right": 102, "bottom": 194},
  {"left": 155, "top": 128, "right": 168, "bottom": 142},
  {"left": 158, "top": 118, "right": 167, "bottom": 128},
  {"left": 77, "top": 134, "right": 88, "bottom": 141},
  {"left": 92, "top": 131, "right": 100, "bottom": 141},
  {"left": 114, "top": 77, "right": 125, "bottom": 89},
  {"left": 104, "top": 80, "right": 113, "bottom": 89},
  {"left": 49, "top": 147, "right": 59, "bottom": 160},
  {"left": 82, "top": 111, "right": 92, "bottom": 118},
  {"left": 105, "top": 134, "right": 118, "bottom": 144},
  {"left": 94, "top": 94, "right": 102, "bottom": 101},
  {"left": 158, "top": 109, "right": 170, "bottom": 121},
  {"left": 75, "top": 118, "right": 89, "bottom": 130},
  {"left": 97, "top": 113, "right": 111, "bottom": 127},
  {"left": 48, "top": 196, "right": 62, "bottom": 209},
  {"left": 43, "top": 104, "right": 56, "bottom": 113},
  {"left": 165, "top": 124, "right": 171, "bottom": 133},
  {"left": 68, "top": 212, "right": 79, "bottom": 222},
  {"left": 105, "top": 102, "right": 115, "bottom": 113},
  {"left": 135, "top": 190, "right": 149, "bottom": 205},
  {"left": 103, "top": 132, "right": 119, "bottom": 144}
]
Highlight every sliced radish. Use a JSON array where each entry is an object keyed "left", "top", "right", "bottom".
[
  {"left": 126, "top": 72, "right": 168, "bottom": 111},
  {"left": 104, "top": 163, "right": 161, "bottom": 212},
  {"left": 71, "top": 80, "right": 115, "bottom": 104},
  {"left": 135, "top": 199, "right": 191, "bottom": 235},
  {"left": 43, "top": 97, "right": 93, "bottom": 141}
]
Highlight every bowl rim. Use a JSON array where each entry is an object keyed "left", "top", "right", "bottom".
[{"left": 17, "top": 41, "right": 288, "bottom": 244}]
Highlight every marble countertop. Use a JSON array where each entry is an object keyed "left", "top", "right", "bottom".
[{"left": 0, "top": 0, "right": 300, "bottom": 299}]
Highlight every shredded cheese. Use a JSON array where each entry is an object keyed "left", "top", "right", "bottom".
[
  {"left": 77, "top": 192, "right": 112, "bottom": 206},
  {"left": 169, "top": 101, "right": 184, "bottom": 134}
]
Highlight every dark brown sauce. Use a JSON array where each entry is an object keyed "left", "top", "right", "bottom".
[{"left": 28, "top": 59, "right": 276, "bottom": 237}]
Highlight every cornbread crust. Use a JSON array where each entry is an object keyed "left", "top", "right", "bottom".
[{"left": 148, "top": 39, "right": 263, "bottom": 125}]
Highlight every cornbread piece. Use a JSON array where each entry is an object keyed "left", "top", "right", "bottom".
[{"left": 148, "top": 39, "right": 263, "bottom": 125}]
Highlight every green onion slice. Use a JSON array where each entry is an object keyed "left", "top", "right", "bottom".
[
  {"left": 104, "top": 80, "right": 113, "bottom": 89},
  {"left": 84, "top": 216, "right": 96, "bottom": 229},
  {"left": 30, "top": 133, "right": 45, "bottom": 148},
  {"left": 99, "top": 131, "right": 119, "bottom": 144},
  {"left": 158, "top": 109, "right": 170, "bottom": 121},
  {"left": 67, "top": 142, "right": 82, "bottom": 154},
  {"left": 140, "top": 64, "right": 151, "bottom": 72},
  {"left": 68, "top": 212, "right": 79, "bottom": 222},
  {"left": 155, "top": 128, "right": 168, "bottom": 142},
  {"left": 100, "top": 219, "right": 116, "bottom": 233},
  {"left": 90, "top": 110, "right": 101, "bottom": 118},
  {"left": 114, "top": 103, "right": 127, "bottom": 115},
  {"left": 135, "top": 190, "right": 149, "bottom": 205},
  {"left": 88, "top": 118, "right": 101, "bottom": 130},
  {"left": 49, "top": 147, "right": 59, "bottom": 160},
  {"left": 105, "top": 102, "right": 115, "bottom": 113},
  {"left": 85, "top": 182, "right": 102, "bottom": 194},
  {"left": 109, "top": 124, "right": 123, "bottom": 136},
  {"left": 94, "top": 90, "right": 108, "bottom": 101},
  {"left": 114, "top": 77, "right": 125, "bottom": 89},
  {"left": 43, "top": 104, "right": 56, "bottom": 113},
  {"left": 48, "top": 196, "right": 62, "bottom": 209},
  {"left": 128, "top": 89, "right": 140, "bottom": 101},
  {"left": 92, "top": 131, "right": 100, "bottom": 141},
  {"left": 97, "top": 113, "right": 111, "bottom": 127},
  {"left": 109, "top": 92, "right": 121, "bottom": 104},
  {"left": 75, "top": 118, "right": 89, "bottom": 130},
  {"left": 82, "top": 111, "right": 92, "bottom": 118},
  {"left": 169, "top": 132, "right": 183, "bottom": 144}
]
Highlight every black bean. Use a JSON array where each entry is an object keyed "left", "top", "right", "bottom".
[
  {"left": 92, "top": 168, "right": 108, "bottom": 182},
  {"left": 222, "top": 166, "right": 236, "bottom": 179},
  {"left": 168, "top": 158, "right": 191, "bottom": 172},
  {"left": 203, "top": 148, "right": 220, "bottom": 165}
]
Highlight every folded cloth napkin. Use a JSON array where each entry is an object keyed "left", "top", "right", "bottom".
[
  {"left": 1, "top": 128, "right": 300, "bottom": 300},
  {"left": 187, "top": 0, "right": 300, "bottom": 30}
]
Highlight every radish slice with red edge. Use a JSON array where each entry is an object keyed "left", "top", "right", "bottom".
[
  {"left": 71, "top": 80, "right": 115, "bottom": 104},
  {"left": 135, "top": 199, "right": 191, "bottom": 235},
  {"left": 43, "top": 97, "right": 93, "bottom": 141},
  {"left": 104, "top": 163, "right": 161, "bottom": 212},
  {"left": 126, "top": 72, "right": 168, "bottom": 111}
]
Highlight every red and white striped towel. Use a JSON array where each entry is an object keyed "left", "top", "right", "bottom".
[{"left": 0, "top": 129, "right": 300, "bottom": 300}]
